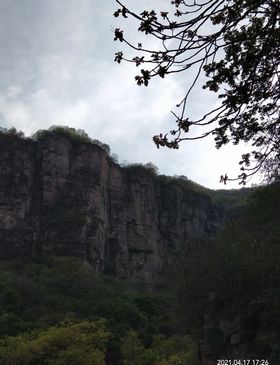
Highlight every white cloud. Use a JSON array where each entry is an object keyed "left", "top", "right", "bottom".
[{"left": 0, "top": 0, "right": 257, "bottom": 190}]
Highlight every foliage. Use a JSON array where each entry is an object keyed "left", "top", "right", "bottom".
[
  {"left": 172, "top": 182, "right": 280, "bottom": 359},
  {"left": 32, "top": 125, "right": 92, "bottom": 143},
  {"left": 0, "top": 255, "right": 200, "bottom": 364},
  {"left": 121, "top": 330, "right": 156, "bottom": 365},
  {"left": 121, "top": 331, "right": 197, "bottom": 365},
  {"left": 32, "top": 125, "right": 111, "bottom": 154},
  {"left": 0, "top": 320, "right": 110, "bottom": 365},
  {"left": 120, "top": 331, "right": 198, "bottom": 365},
  {"left": 114, "top": 0, "right": 280, "bottom": 184},
  {"left": 123, "top": 162, "right": 159, "bottom": 176},
  {"left": 0, "top": 127, "right": 25, "bottom": 139},
  {"left": 209, "top": 186, "right": 252, "bottom": 216},
  {"left": 152, "top": 334, "right": 198, "bottom": 365},
  {"left": 157, "top": 173, "right": 210, "bottom": 196},
  {"left": 0, "top": 256, "right": 170, "bottom": 363}
]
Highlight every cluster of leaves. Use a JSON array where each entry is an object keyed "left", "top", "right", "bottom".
[{"left": 114, "top": 0, "right": 280, "bottom": 184}]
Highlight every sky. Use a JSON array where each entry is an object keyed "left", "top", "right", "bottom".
[{"left": 0, "top": 0, "right": 258, "bottom": 189}]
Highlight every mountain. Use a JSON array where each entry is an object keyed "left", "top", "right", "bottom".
[{"left": 0, "top": 127, "right": 245, "bottom": 282}]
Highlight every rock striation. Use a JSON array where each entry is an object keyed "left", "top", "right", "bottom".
[{"left": 0, "top": 132, "right": 224, "bottom": 281}]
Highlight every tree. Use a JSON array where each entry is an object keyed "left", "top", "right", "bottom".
[
  {"left": 120, "top": 330, "right": 155, "bottom": 365},
  {"left": 113, "top": 0, "right": 280, "bottom": 184},
  {"left": 0, "top": 320, "right": 110, "bottom": 365}
]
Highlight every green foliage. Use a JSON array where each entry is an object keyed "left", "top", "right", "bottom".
[
  {"left": 121, "top": 330, "right": 155, "bottom": 365},
  {"left": 0, "top": 320, "right": 110, "bottom": 365},
  {"left": 0, "top": 256, "right": 163, "bottom": 346},
  {"left": 32, "top": 125, "right": 111, "bottom": 154},
  {"left": 93, "top": 298, "right": 148, "bottom": 335},
  {"left": 120, "top": 331, "right": 198, "bottom": 365},
  {"left": 209, "top": 187, "right": 252, "bottom": 215},
  {"left": 123, "top": 162, "right": 159, "bottom": 177},
  {"left": 0, "top": 254, "right": 199, "bottom": 363},
  {"left": 32, "top": 125, "right": 92, "bottom": 143},
  {"left": 157, "top": 174, "right": 210, "bottom": 196},
  {"left": 216, "top": 183, "right": 280, "bottom": 290}
]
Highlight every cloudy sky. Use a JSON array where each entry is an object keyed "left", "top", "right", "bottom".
[{"left": 0, "top": 0, "right": 258, "bottom": 189}]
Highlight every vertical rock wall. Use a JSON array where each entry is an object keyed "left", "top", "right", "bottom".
[{"left": 0, "top": 133, "right": 223, "bottom": 281}]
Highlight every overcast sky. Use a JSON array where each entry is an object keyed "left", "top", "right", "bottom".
[{"left": 0, "top": 0, "right": 259, "bottom": 189}]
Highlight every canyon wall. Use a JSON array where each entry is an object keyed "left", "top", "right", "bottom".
[{"left": 0, "top": 132, "right": 223, "bottom": 281}]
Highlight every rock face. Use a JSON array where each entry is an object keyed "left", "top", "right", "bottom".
[{"left": 0, "top": 132, "right": 223, "bottom": 281}]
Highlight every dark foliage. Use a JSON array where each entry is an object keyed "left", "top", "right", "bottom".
[
  {"left": 0, "top": 256, "right": 195, "bottom": 364},
  {"left": 32, "top": 125, "right": 111, "bottom": 154},
  {"left": 173, "top": 182, "right": 280, "bottom": 361}
]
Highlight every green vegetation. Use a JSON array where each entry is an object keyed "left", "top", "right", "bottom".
[
  {"left": 32, "top": 125, "right": 111, "bottom": 154},
  {"left": 157, "top": 174, "right": 210, "bottom": 195},
  {"left": 0, "top": 125, "right": 112, "bottom": 154},
  {"left": 0, "top": 256, "right": 198, "bottom": 364},
  {"left": 32, "top": 125, "right": 93, "bottom": 144},
  {"left": 120, "top": 331, "right": 197, "bottom": 365},
  {"left": 123, "top": 162, "right": 159, "bottom": 177},
  {"left": 209, "top": 186, "right": 252, "bottom": 216},
  {"left": 209, "top": 187, "right": 251, "bottom": 207},
  {"left": 0, "top": 320, "right": 109, "bottom": 365}
]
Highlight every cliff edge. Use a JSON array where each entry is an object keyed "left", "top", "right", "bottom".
[{"left": 0, "top": 129, "right": 230, "bottom": 281}]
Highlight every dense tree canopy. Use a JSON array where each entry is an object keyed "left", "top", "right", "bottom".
[{"left": 113, "top": 0, "right": 280, "bottom": 184}]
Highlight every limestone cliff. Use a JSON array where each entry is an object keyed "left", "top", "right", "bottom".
[{"left": 0, "top": 131, "right": 224, "bottom": 281}]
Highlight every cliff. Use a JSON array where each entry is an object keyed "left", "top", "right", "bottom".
[{"left": 0, "top": 130, "right": 225, "bottom": 281}]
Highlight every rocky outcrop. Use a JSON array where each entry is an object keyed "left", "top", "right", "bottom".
[{"left": 0, "top": 132, "right": 224, "bottom": 281}]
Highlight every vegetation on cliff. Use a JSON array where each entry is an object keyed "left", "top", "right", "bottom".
[{"left": 0, "top": 125, "right": 111, "bottom": 155}]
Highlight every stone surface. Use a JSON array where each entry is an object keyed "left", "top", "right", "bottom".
[{"left": 0, "top": 133, "right": 224, "bottom": 281}]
